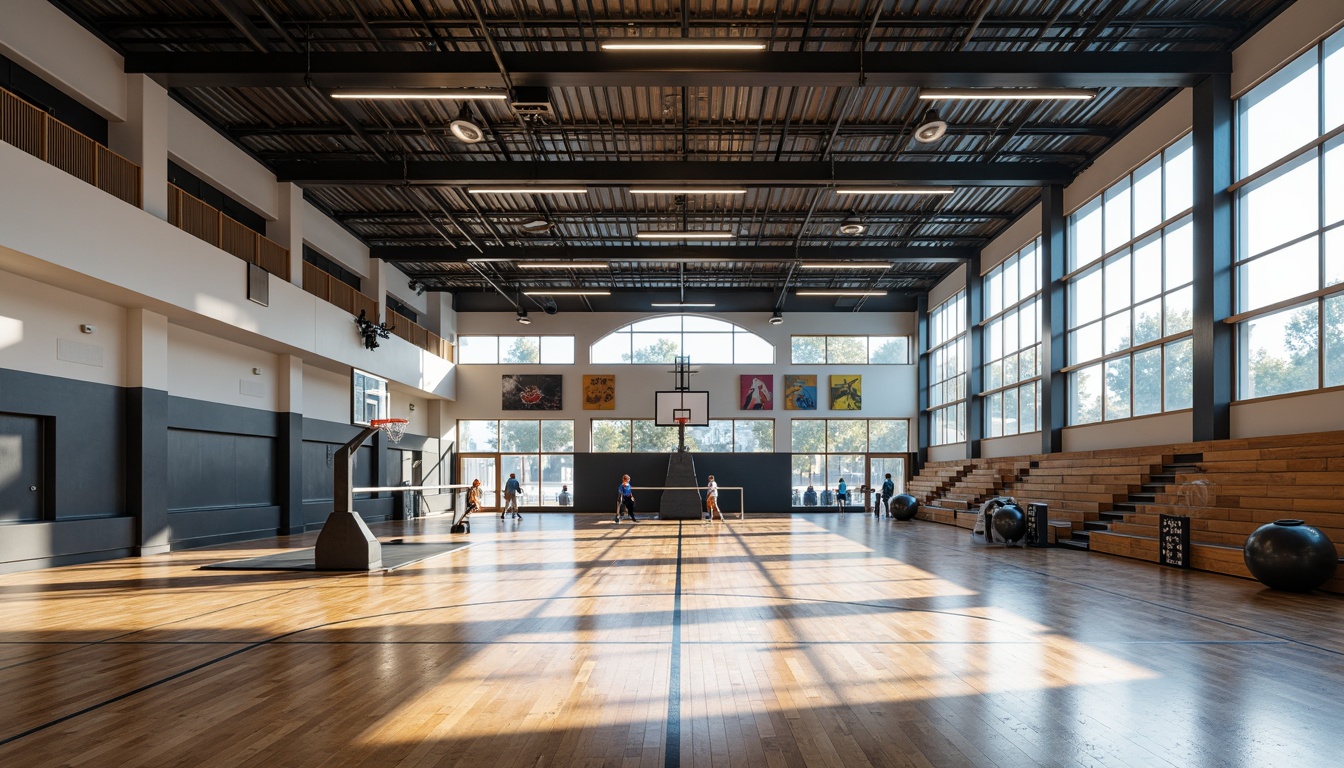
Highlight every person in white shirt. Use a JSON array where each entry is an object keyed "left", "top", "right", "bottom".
[{"left": 705, "top": 475, "right": 724, "bottom": 521}]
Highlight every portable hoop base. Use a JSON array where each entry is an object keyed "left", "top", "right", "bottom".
[{"left": 314, "top": 421, "right": 405, "bottom": 570}]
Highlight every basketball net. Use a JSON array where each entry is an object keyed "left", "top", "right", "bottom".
[{"left": 371, "top": 418, "right": 409, "bottom": 444}]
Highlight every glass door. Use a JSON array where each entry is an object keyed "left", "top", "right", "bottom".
[
  {"left": 869, "top": 455, "right": 908, "bottom": 512},
  {"left": 459, "top": 454, "right": 498, "bottom": 509},
  {"left": 500, "top": 454, "right": 540, "bottom": 507}
]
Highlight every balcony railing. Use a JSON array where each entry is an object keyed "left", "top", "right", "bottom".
[
  {"left": 387, "top": 308, "right": 454, "bottom": 361},
  {"left": 1, "top": 86, "right": 142, "bottom": 207},
  {"left": 168, "top": 183, "right": 289, "bottom": 280},
  {"left": 302, "top": 261, "right": 379, "bottom": 323}
]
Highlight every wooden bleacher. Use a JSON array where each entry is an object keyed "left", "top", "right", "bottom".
[{"left": 907, "top": 431, "right": 1344, "bottom": 594}]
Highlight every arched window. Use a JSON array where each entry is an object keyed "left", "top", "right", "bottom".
[{"left": 590, "top": 315, "right": 774, "bottom": 364}]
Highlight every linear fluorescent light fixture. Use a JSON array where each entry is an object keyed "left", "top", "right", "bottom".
[
  {"left": 636, "top": 231, "right": 735, "bottom": 240},
  {"left": 799, "top": 263, "right": 891, "bottom": 270},
  {"left": 629, "top": 188, "right": 747, "bottom": 195},
  {"left": 796, "top": 290, "right": 887, "bottom": 297},
  {"left": 522, "top": 290, "right": 611, "bottom": 296},
  {"left": 468, "top": 187, "right": 588, "bottom": 195},
  {"left": 651, "top": 302, "right": 716, "bottom": 307},
  {"left": 919, "top": 88, "right": 1097, "bottom": 101},
  {"left": 516, "top": 262, "right": 608, "bottom": 269},
  {"left": 601, "top": 40, "right": 766, "bottom": 51},
  {"left": 834, "top": 187, "right": 955, "bottom": 196},
  {"left": 330, "top": 89, "right": 508, "bottom": 100}
]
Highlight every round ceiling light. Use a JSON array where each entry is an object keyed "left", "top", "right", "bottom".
[
  {"left": 450, "top": 119, "right": 486, "bottom": 143},
  {"left": 914, "top": 108, "right": 947, "bottom": 144},
  {"left": 838, "top": 221, "right": 867, "bottom": 236}
]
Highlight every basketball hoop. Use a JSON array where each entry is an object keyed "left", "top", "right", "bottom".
[
  {"left": 674, "top": 417, "right": 689, "bottom": 428},
  {"left": 370, "top": 418, "right": 409, "bottom": 443}
]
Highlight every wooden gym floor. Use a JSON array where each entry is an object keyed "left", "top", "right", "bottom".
[{"left": 1, "top": 513, "right": 1342, "bottom": 767}]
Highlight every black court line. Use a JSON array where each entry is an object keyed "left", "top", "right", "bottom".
[{"left": 665, "top": 520, "right": 683, "bottom": 768}]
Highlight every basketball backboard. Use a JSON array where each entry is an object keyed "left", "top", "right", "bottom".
[
  {"left": 655, "top": 391, "right": 709, "bottom": 426},
  {"left": 352, "top": 369, "right": 389, "bottom": 426}
]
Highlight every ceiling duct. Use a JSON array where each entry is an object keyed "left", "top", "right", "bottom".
[{"left": 509, "top": 86, "right": 555, "bottom": 120}]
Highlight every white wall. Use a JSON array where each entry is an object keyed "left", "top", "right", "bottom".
[
  {"left": 928, "top": 264, "right": 967, "bottom": 308},
  {"left": 167, "top": 324, "right": 279, "bottom": 411},
  {"left": 452, "top": 311, "right": 918, "bottom": 452},
  {"left": 0, "top": 268, "right": 127, "bottom": 387},
  {"left": 0, "top": 142, "right": 453, "bottom": 400},
  {"left": 0, "top": 0, "right": 126, "bottom": 120},
  {"left": 167, "top": 100, "right": 278, "bottom": 221},
  {"left": 1232, "top": 390, "right": 1344, "bottom": 438},
  {"left": 303, "top": 364, "right": 355, "bottom": 423},
  {"left": 981, "top": 433, "right": 1041, "bottom": 459},
  {"left": 1062, "top": 412, "right": 1192, "bottom": 453},
  {"left": 303, "top": 202, "right": 372, "bottom": 278}
]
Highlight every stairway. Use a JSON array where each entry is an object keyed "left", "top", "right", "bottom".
[{"left": 1057, "top": 453, "right": 1204, "bottom": 551}]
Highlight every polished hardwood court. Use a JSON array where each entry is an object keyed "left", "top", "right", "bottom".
[{"left": 1, "top": 513, "right": 1342, "bottom": 767}]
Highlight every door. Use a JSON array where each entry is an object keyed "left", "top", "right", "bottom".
[
  {"left": 500, "top": 454, "right": 539, "bottom": 507},
  {"left": 459, "top": 454, "right": 498, "bottom": 509},
  {"left": 0, "top": 414, "right": 43, "bottom": 523},
  {"left": 869, "top": 455, "right": 908, "bottom": 511}
]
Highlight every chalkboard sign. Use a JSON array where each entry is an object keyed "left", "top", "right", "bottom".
[
  {"left": 1025, "top": 503, "right": 1050, "bottom": 547},
  {"left": 1159, "top": 514, "right": 1192, "bottom": 568}
]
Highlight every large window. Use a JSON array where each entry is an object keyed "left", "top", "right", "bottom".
[
  {"left": 790, "top": 419, "right": 909, "bottom": 506},
  {"left": 458, "top": 419, "right": 574, "bottom": 505},
  {"left": 458, "top": 336, "right": 575, "bottom": 365},
  {"left": 983, "top": 240, "right": 1042, "bottom": 437},
  {"left": 929, "top": 291, "right": 968, "bottom": 445},
  {"left": 790, "top": 336, "right": 911, "bottom": 364},
  {"left": 591, "top": 315, "right": 773, "bottom": 364},
  {"left": 1066, "top": 135, "right": 1195, "bottom": 424},
  {"left": 591, "top": 419, "right": 774, "bottom": 452},
  {"left": 1234, "top": 29, "right": 1344, "bottom": 400}
]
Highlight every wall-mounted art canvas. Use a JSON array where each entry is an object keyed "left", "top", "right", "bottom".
[
  {"left": 740, "top": 374, "right": 774, "bottom": 410},
  {"left": 829, "top": 375, "right": 862, "bottom": 410},
  {"left": 783, "top": 375, "right": 817, "bottom": 411},
  {"left": 582, "top": 375, "right": 616, "bottom": 410},
  {"left": 502, "top": 374, "right": 563, "bottom": 410}
]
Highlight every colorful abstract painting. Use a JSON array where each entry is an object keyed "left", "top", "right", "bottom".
[
  {"left": 502, "top": 374, "right": 563, "bottom": 410},
  {"left": 582, "top": 375, "right": 616, "bottom": 410},
  {"left": 783, "top": 375, "right": 817, "bottom": 411},
  {"left": 739, "top": 375, "right": 774, "bottom": 411},
  {"left": 829, "top": 375, "right": 862, "bottom": 410}
]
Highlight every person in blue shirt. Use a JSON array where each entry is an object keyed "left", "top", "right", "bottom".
[
  {"left": 557, "top": 485, "right": 572, "bottom": 506},
  {"left": 502, "top": 472, "right": 522, "bottom": 520},
  {"left": 836, "top": 478, "right": 848, "bottom": 514},
  {"left": 615, "top": 474, "right": 638, "bottom": 523},
  {"left": 879, "top": 473, "right": 895, "bottom": 516},
  {"left": 803, "top": 485, "right": 818, "bottom": 506}
]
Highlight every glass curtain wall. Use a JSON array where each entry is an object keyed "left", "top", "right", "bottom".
[
  {"left": 929, "top": 291, "right": 968, "bottom": 445},
  {"left": 790, "top": 419, "right": 909, "bottom": 506},
  {"left": 590, "top": 419, "right": 774, "bottom": 453},
  {"left": 458, "top": 419, "right": 575, "bottom": 505},
  {"left": 983, "top": 239, "right": 1042, "bottom": 437},
  {"left": 1234, "top": 29, "right": 1344, "bottom": 399},
  {"left": 1065, "top": 134, "right": 1195, "bottom": 424}
]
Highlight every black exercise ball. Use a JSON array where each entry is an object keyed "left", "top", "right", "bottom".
[
  {"left": 890, "top": 494, "right": 919, "bottom": 521},
  {"left": 992, "top": 504, "right": 1028, "bottom": 544},
  {"left": 1243, "top": 519, "right": 1339, "bottom": 592}
]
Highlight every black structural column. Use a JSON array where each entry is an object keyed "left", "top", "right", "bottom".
[
  {"left": 1192, "top": 73, "right": 1234, "bottom": 441},
  {"left": 1040, "top": 185, "right": 1068, "bottom": 454},
  {"left": 916, "top": 293, "right": 931, "bottom": 468},
  {"left": 967, "top": 254, "right": 985, "bottom": 458},
  {"left": 128, "top": 387, "right": 169, "bottom": 555},
  {"left": 278, "top": 412, "right": 304, "bottom": 535}
]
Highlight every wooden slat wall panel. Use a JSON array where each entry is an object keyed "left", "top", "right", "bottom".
[
  {"left": 0, "top": 88, "right": 45, "bottom": 157},
  {"left": 1, "top": 87, "right": 143, "bottom": 208},
  {"left": 167, "top": 183, "right": 288, "bottom": 281}
]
